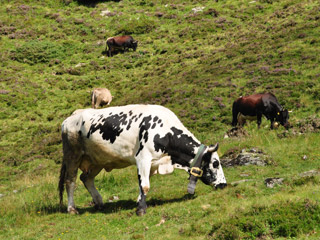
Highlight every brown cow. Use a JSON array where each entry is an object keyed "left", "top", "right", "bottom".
[
  {"left": 232, "top": 93, "right": 289, "bottom": 129},
  {"left": 91, "top": 88, "right": 112, "bottom": 109},
  {"left": 106, "top": 35, "right": 138, "bottom": 57}
]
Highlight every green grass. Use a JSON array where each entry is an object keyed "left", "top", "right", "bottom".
[{"left": 1, "top": 0, "right": 320, "bottom": 239}]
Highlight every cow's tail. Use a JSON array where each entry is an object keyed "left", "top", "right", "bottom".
[{"left": 58, "top": 162, "right": 66, "bottom": 208}]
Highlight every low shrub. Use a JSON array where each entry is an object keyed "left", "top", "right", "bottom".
[
  {"left": 12, "top": 40, "right": 66, "bottom": 65},
  {"left": 116, "top": 16, "right": 156, "bottom": 35}
]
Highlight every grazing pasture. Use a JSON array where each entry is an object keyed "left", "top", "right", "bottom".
[{"left": 0, "top": 0, "right": 320, "bottom": 239}]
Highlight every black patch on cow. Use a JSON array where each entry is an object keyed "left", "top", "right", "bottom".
[
  {"left": 98, "top": 115, "right": 104, "bottom": 122},
  {"left": 153, "top": 127, "right": 200, "bottom": 166},
  {"left": 86, "top": 113, "right": 129, "bottom": 143},
  {"left": 153, "top": 116, "right": 159, "bottom": 122},
  {"left": 127, "top": 119, "right": 133, "bottom": 130},
  {"left": 212, "top": 160, "right": 219, "bottom": 168},
  {"left": 160, "top": 123, "right": 163, "bottom": 127},
  {"left": 129, "top": 110, "right": 133, "bottom": 116},
  {"left": 132, "top": 115, "right": 138, "bottom": 122},
  {"left": 82, "top": 121, "right": 85, "bottom": 126},
  {"left": 151, "top": 123, "right": 156, "bottom": 129},
  {"left": 136, "top": 115, "right": 152, "bottom": 156}
]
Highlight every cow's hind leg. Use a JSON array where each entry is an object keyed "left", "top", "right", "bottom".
[
  {"left": 80, "top": 166, "right": 104, "bottom": 210},
  {"left": 65, "top": 159, "right": 81, "bottom": 214},
  {"left": 60, "top": 131, "right": 82, "bottom": 214},
  {"left": 135, "top": 154, "right": 152, "bottom": 216}
]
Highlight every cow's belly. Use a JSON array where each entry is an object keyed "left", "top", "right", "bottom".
[
  {"left": 237, "top": 113, "right": 257, "bottom": 125},
  {"left": 83, "top": 138, "right": 137, "bottom": 171}
]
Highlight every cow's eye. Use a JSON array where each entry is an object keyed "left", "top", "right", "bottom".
[{"left": 212, "top": 160, "right": 219, "bottom": 168}]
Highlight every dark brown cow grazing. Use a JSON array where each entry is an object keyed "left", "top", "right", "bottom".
[
  {"left": 106, "top": 35, "right": 138, "bottom": 57},
  {"left": 232, "top": 93, "right": 289, "bottom": 129}
]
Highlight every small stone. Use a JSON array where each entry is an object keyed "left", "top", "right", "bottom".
[
  {"left": 265, "top": 178, "right": 284, "bottom": 188},
  {"left": 300, "top": 170, "right": 320, "bottom": 177}
]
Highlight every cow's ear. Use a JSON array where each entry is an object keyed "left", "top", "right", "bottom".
[{"left": 207, "top": 143, "right": 219, "bottom": 152}]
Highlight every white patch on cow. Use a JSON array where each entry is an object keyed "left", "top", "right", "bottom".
[
  {"left": 173, "top": 164, "right": 189, "bottom": 172},
  {"left": 210, "top": 151, "right": 226, "bottom": 186},
  {"left": 157, "top": 163, "right": 174, "bottom": 174},
  {"left": 149, "top": 155, "right": 176, "bottom": 175},
  {"left": 151, "top": 156, "right": 174, "bottom": 175},
  {"left": 71, "top": 108, "right": 90, "bottom": 116}
]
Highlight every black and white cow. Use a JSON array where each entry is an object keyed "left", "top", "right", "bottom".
[{"left": 59, "top": 105, "right": 227, "bottom": 216}]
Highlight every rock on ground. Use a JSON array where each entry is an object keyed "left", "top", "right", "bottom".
[{"left": 221, "top": 148, "right": 272, "bottom": 167}]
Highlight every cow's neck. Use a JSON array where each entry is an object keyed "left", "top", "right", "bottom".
[
  {"left": 168, "top": 144, "right": 201, "bottom": 167},
  {"left": 271, "top": 101, "right": 283, "bottom": 112},
  {"left": 154, "top": 127, "right": 201, "bottom": 167}
]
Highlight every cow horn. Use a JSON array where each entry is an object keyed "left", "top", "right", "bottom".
[
  {"left": 288, "top": 110, "right": 293, "bottom": 113},
  {"left": 207, "top": 143, "right": 219, "bottom": 152},
  {"left": 133, "top": 40, "right": 138, "bottom": 43}
]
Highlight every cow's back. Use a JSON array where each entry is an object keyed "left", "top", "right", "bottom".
[
  {"left": 107, "top": 36, "right": 133, "bottom": 46},
  {"left": 236, "top": 94, "right": 264, "bottom": 115}
]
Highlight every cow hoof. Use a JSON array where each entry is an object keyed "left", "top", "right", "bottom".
[
  {"left": 68, "top": 206, "right": 79, "bottom": 215},
  {"left": 136, "top": 208, "right": 146, "bottom": 216}
]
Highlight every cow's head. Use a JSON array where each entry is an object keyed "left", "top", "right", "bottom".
[
  {"left": 198, "top": 143, "right": 227, "bottom": 189},
  {"left": 276, "top": 109, "right": 290, "bottom": 129},
  {"left": 132, "top": 41, "right": 138, "bottom": 51}
]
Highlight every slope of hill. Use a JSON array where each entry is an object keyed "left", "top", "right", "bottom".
[{"left": 0, "top": 0, "right": 320, "bottom": 239}]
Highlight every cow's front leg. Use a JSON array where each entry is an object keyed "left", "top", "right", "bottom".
[
  {"left": 80, "top": 166, "right": 104, "bottom": 210},
  {"left": 136, "top": 157, "right": 152, "bottom": 216}
]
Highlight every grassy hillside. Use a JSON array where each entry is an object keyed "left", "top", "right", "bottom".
[{"left": 0, "top": 0, "right": 320, "bottom": 239}]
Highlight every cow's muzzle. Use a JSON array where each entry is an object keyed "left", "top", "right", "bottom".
[{"left": 215, "top": 183, "right": 227, "bottom": 190}]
